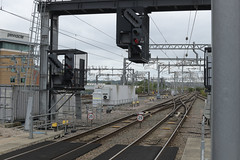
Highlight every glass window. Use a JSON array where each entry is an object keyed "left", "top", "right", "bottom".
[
  {"left": 21, "top": 67, "right": 26, "bottom": 73},
  {"left": 21, "top": 57, "right": 26, "bottom": 63},
  {"left": 2, "top": 42, "right": 29, "bottom": 52},
  {"left": 10, "top": 77, "right": 15, "bottom": 83},
  {"left": 11, "top": 56, "right": 16, "bottom": 61},
  {"left": 11, "top": 67, "right": 16, "bottom": 72},
  {"left": 21, "top": 78, "right": 25, "bottom": 83}
]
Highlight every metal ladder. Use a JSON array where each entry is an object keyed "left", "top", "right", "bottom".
[
  {"left": 24, "top": 0, "right": 46, "bottom": 88},
  {"left": 24, "top": 0, "right": 46, "bottom": 130}
]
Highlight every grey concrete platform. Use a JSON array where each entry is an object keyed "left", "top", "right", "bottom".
[
  {"left": 181, "top": 138, "right": 211, "bottom": 160},
  {"left": 0, "top": 130, "right": 64, "bottom": 155}
]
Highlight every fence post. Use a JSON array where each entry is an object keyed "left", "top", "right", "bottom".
[{"left": 29, "top": 116, "right": 33, "bottom": 139}]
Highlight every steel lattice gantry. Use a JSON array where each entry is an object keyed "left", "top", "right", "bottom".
[
  {"left": 39, "top": 0, "right": 211, "bottom": 113},
  {"left": 38, "top": 1, "right": 240, "bottom": 160},
  {"left": 149, "top": 44, "right": 211, "bottom": 51}
]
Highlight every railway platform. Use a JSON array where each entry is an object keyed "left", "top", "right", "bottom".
[{"left": 181, "top": 137, "right": 211, "bottom": 160}]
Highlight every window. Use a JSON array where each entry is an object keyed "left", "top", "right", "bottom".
[
  {"left": 21, "top": 67, "right": 26, "bottom": 73},
  {"left": 11, "top": 56, "right": 16, "bottom": 61},
  {"left": 21, "top": 57, "right": 26, "bottom": 63},
  {"left": 11, "top": 67, "right": 16, "bottom": 72},
  {"left": 10, "top": 77, "right": 15, "bottom": 83},
  {"left": 2, "top": 42, "right": 29, "bottom": 52},
  {"left": 21, "top": 78, "right": 25, "bottom": 83}
]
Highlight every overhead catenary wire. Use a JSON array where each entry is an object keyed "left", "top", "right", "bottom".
[
  {"left": 185, "top": 9, "right": 198, "bottom": 61},
  {"left": 150, "top": 15, "right": 178, "bottom": 58},
  {"left": 58, "top": 44, "right": 123, "bottom": 63},
  {"left": 60, "top": 29, "right": 120, "bottom": 50},
  {"left": 188, "top": 9, "right": 198, "bottom": 44},
  {"left": 149, "top": 15, "right": 183, "bottom": 74},
  {"left": 0, "top": 8, "right": 125, "bottom": 59},
  {"left": 185, "top": 11, "right": 192, "bottom": 43},
  {"left": 1, "top": 7, "right": 190, "bottom": 74},
  {"left": 65, "top": 10, "right": 115, "bottom": 40},
  {"left": 1, "top": 8, "right": 151, "bottom": 71}
]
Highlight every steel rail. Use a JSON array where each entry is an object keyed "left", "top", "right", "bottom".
[
  {"left": 153, "top": 93, "right": 197, "bottom": 160},
  {"left": 197, "top": 94, "right": 207, "bottom": 101},
  {"left": 53, "top": 95, "right": 189, "bottom": 160},
  {"left": 65, "top": 95, "right": 184, "bottom": 142},
  {"left": 108, "top": 93, "right": 195, "bottom": 160},
  {"left": 5, "top": 95, "right": 184, "bottom": 160},
  {"left": 53, "top": 103, "right": 177, "bottom": 160}
]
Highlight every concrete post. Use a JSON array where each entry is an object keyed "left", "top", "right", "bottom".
[
  {"left": 39, "top": 12, "right": 50, "bottom": 115},
  {"left": 212, "top": 0, "right": 240, "bottom": 159}
]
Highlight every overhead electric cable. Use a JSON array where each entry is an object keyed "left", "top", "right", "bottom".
[
  {"left": 0, "top": 8, "right": 165, "bottom": 71},
  {"left": 65, "top": 10, "right": 115, "bottom": 40},
  {"left": 58, "top": 44, "right": 123, "bottom": 63},
  {"left": 0, "top": 8, "right": 125, "bottom": 58},
  {"left": 150, "top": 15, "right": 178, "bottom": 58},
  {"left": 185, "top": 11, "right": 192, "bottom": 43},
  {"left": 188, "top": 10, "right": 198, "bottom": 44},
  {"left": 60, "top": 29, "right": 119, "bottom": 49},
  {"left": 186, "top": 9, "right": 198, "bottom": 57}
]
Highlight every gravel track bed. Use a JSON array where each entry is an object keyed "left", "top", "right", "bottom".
[
  {"left": 138, "top": 106, "right": 187, "bottom": 147},
  {"left": 61, "top": 98, "right": 170, "bottom": 140},
  {"left": 76, "top": 105, "right": 173, "bottom": 159},
  {"left": 169, "top": 98, "right": 209, "bottom": 160}
]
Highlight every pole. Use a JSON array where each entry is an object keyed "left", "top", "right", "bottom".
[
  {"left": 212, "top": 0, "right": 240, "bottom": 159},
  {"left": 148, "top": 72, "right": 150, "bottom": 95},
  {"left": 75, "top": 92, "right": 82, "bottom": 119},
  {"left": 157, "top": 65, "right": 160, "bottom": 99},
  {"left": 143, "top": 78, "right": 146, "bottom": 94},
  {"left": 96, "top": 75, "right": 98, "bottom": 85},
  {"left": 182, "top": 61, "right": 184, "bottom": 93},
  {"left": 39, "top": 12, "right": 50, "bottom": 115},
  {"left": 49, "top": 15, "right": 59, "bottom": 120},
  {"left": 122, "top": 58, "right": 127, "bottom": 85}
]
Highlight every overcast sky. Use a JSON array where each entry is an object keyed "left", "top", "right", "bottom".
[{"left": 0, "top": 0, "right": 211, "bottom": 80}]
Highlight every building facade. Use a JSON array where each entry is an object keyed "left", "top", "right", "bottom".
[{"left": 0, "top": 29, "right": 38, "bottom": 85}]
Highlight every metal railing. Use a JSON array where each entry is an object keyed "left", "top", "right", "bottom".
[{"left": 29, "top": 112, "right": 75, "bottom": 139}]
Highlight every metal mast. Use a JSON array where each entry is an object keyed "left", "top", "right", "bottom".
[{"left": 212, "top": 0, "right": 240, "bottom": 159}]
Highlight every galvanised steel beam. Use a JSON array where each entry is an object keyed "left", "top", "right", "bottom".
[
  {"left": 149, "top": 58, "right": 204, "bottom": 61},
  {"left": 158, "top": 64, "right": 204, "bottom": 67},
  {"left": 212, "top": 0, "right": 240, "bottom": 159},
  {"left": 149, "top": 44, "right": 211, "bottom": 51},
  {"left": 43, "top": 0, "right": 211, "bottom": 15}
]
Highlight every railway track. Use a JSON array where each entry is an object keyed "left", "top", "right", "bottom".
[
  {"left": 105, "top": 93, "right": 197, "bottom": 160},
  {"left": 1, "top": 93, "right": 198, "bottom": 160}
]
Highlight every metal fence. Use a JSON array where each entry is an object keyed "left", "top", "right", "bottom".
[{"left": 0, "top": 85, "right": 39, "bottom": 122}]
